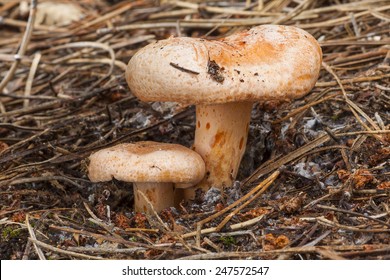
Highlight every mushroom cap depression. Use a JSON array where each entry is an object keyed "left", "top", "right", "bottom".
[
  {"left": 126, "top": 25, "right": 322, "bottom": 105},
  {"left": 88, "top": 141, "right": 205, "bottom": 184}
]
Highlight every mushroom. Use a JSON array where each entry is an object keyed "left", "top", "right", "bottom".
[
  {"left": 125, "top": 25, "right": 322, "bottom": 199},
  {"left": 87, "top": 141, "right": 205, "bottom": 213}
]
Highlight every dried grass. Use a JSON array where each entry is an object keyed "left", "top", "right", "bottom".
[{"left": 0, "top": 0, "right": 389, "bottom": 260}]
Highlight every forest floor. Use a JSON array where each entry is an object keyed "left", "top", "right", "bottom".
[{"left": 0, "top": 0, "right": 389, "bottom": 260}]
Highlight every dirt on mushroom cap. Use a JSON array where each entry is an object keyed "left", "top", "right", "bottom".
[{"left": 126, "top": 25, "right": 322, "bottom": 105}]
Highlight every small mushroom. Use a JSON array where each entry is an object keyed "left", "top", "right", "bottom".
[
  {"left": 87, "top": 141, "right": 205, "bottom": 213},
  {"left": 126, "top": 25, "right": 322, "bottom": 199}
]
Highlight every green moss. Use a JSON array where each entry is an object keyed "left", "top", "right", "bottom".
[
  {"left": 331, "top": 114, "right": 340, "bottom": 121},
  {"left": 219, "top": 236, "right": 236, "bottom": 246},
  {"left": 2, "top": 226, "right": 21, "bottom": 241},
  {"left": 129, "top": 236, "right": 137, "bottom": 242}
]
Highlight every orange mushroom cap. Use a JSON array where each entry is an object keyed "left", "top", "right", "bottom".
[{"left": 126, "top": 25, "right": 322, "bottom": 105}]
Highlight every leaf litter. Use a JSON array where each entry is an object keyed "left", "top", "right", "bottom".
[{"left": 0, "top": 0, "right": 389, "bottom": 260}]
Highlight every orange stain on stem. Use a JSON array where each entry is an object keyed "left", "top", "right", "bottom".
[
  {"left": 212, "top": 131, "right": 227, "bottom": 148},
  {"left": 239, "top": 137, "right": 244, "bottom": 150}
]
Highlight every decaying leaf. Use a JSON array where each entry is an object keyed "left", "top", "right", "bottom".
[
  {"left": 263, "top": 233, "right": 290, "bottom": 251},
  {"left": 377, "top": 181, "right": 390, "bottom": 190},
  {"left": 0, "top": 141, "right": 9, "bottom": 152},
  {"left": 337, "top": 169, "right": 351, "bottom": 182},
  {"left": 113, "top": 212, "right": 131, "bottom": 229},
  {"left": 35, "top": 2, "right": 84, "bottom": 27},
  {"left": 352, "top": 169, "right": 374, "bottom": 189},
  {"left": 279, "top": 193, "right": 306, "bottom": 214}
]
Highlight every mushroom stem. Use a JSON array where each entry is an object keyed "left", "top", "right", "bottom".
[
  {"left": 182, "top": 101, "right": 253, "bottom": 199},
  {"left": 134, "top": 182, "right": 174, "bottom": 214}
]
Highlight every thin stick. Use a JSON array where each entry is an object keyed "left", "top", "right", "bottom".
[
  {"left": 230, "top": 214, "right": 265, "bottom": 230},
  {"left": 23, "top": 52, "right": 41, "bottom": 108},
  {"left": 47, "top": 42, "right": 116, "bottom": 78},
  {"left": 322, "top": 61, "right": 385, "bottom": 143},
  {"left": 25, "top": 214, "right": 46, "bottom": 260},
  {"left": 215, "top": 174, "right": 277, "bottom": 231},
  {"left": 179, "top": 244, "right": 390, "bottom": 260},
  {"left": 273, "top": 93, "right": 340, "bottom": 125},
  {"left": 75, "top": 1, "right": 144, "bottom": 31},
  {"left": 198, "top": 171, "right": 279, "bottom": 226},
  {"left": 317, "top": 217, "right": 390, "bottom": 233},
  {"left": 28, "top": 238, "right": 103, "bottom": 260},
  {"left": 315, "top": 74, "right": 390, "bottom": 87},
  {"left": 49, "top": 225, "right": 184, "bottom": 253},
  {"left": 243, "top": 134, "right": 330, "bottom": 185},
  {"left": 182, "top": 214, "right": 265, "bottom": 238},
  {"left": 83, "top": 202, "right": 126, "bottom": 241},
  {"left": 0, "top": 0, "right": 37, "bottom": 93},
  {"left": 137, "top": 190, "right": 193, "bottom": 252},
  {"left": 316, "top": 204, "right": 390, "bottom": 228},
  {"left": 191, "top": 171, "right": 278, "bottom": 242}
]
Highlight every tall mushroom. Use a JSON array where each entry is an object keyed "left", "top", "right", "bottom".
[
  {"left": 87, "top": 141, "right": 205, "bottom": 213},
  {"left": 126, "top": 25, "right": 322, "bottom": 199}
]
